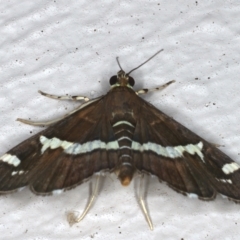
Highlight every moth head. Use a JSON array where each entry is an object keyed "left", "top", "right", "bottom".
[
  {"left": 109, "top": 70, "right": 135, "bottom": 88},
  {"left": 110, "top": 49, "right": 164, "bottom": 89}
]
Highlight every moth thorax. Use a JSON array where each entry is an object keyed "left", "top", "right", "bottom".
[{"left": 117, "top": 163, "right": 135, "bottom": 186}]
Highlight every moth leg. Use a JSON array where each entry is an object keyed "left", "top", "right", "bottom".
[
  {"left": 17, "top": 96, "right": 101, "bottom": 127},
  {"left": 38, "top": 90, "right": 89, "bottom": 102},
  {"left": 137, "top": 174, "right": 153, "bottom": 230},
  {"left": 67, "top": 175, "right": 100, "bottom": 226},
  {"left": 17, "top": 117, "right": 67, "bottom": 126},
  {"left": 17, "top": 102, "right": 86, "bottom": 126},
  {"left": 135, "top": 80, "right": 175, "bottom": 95}
]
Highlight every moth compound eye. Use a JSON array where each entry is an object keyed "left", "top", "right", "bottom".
[
  {"left": 109, "top": 76, "right": 118, "bottom": 85},
  {"left": 128, "top": 76, "right": 135, "bottom": 86}
]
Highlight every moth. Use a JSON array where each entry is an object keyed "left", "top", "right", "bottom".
[{"left": 1, "top": 49, "right": 240, "bottom": 230}]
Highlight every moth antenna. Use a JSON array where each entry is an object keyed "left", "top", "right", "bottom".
[
  {"left": 127, "top": 49, "right": 164, "bottom": 75},
  {"left": 116, "top": 57, "right": 124, "bottom": 71}
]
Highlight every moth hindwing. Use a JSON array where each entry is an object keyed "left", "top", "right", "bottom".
[{"left": 1, "top": 50, "right": 240, "bottom": 230}]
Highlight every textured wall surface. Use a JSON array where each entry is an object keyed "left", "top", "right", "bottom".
[{"left": 0, "top": 1, "right": 240, "bottom": 239}]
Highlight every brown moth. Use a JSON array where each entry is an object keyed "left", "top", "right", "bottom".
[{"left": 1, "top": 49, "right": 240, "bottom": 229}]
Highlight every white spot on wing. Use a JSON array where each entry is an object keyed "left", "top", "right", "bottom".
[
  {"left": 11, "top": 171, "right": 17, "bottom": 176},
  {"left": 61, "top": 141, "right": 73, "bottom": 149},
  {"left": 40, "top": 136, "right": 51, "bottom": 153},
  {"left": 40, "top": 136, "right": 119, "bottom": 155},
  {"left": 131, "top": 141, "right": 204, "bottom": 160},
  {"left": 216, "top": 178, "right": 232, "bottom": 184},
  {"left": 52, "top": 189, "right": 64, "bottom": 195},
  {"left": 39, "top": 136, "right": 204, "bottom": 162},
  {"left": 11, "top": 170, "right": 26, "bottom": 176},
  {"left": 187, "top": 193, "right": 198, "bottom": 199},
  {"left": 174, "top": 141, "right": 204, "bottom": 161},
  {"left": 0, "top": 153, "right": 21, "bottom": 167},
  {"left": 166, "top": 146, "right": 178, "bottom": 158},
  {"left": 49, "top": 137, "right": 62, "bottom": 149},
  {"left": 222, "top": 162, "right": 240, "bottom": 175}
]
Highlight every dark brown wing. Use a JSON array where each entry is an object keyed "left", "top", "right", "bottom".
[
  {"left": 132, "top": 100, "right": 240, "bottom": 202},
  {"left": 0, "top": 97, "right": 118, "bottom": 195}
]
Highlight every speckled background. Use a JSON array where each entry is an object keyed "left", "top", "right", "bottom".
[{"left": 0, "top": 1, "right": 240, "bottom": 239}]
